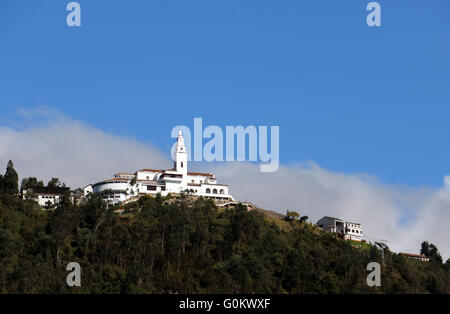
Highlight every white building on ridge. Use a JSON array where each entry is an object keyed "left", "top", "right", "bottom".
[
  {"left": 316, "top": 216, "right": 364, "bottom": 242},
  {"left": 22, "top": 186, "right": 70, "bottom": 208},
  {"left": 83, "top": 131, "right": 234, "bottom": 205}
]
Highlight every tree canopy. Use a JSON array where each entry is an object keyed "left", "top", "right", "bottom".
[
  {"left": 0, "top": 162, "right": 449, "bottom": 294},
  {"left": 1, "top": 160, "right": 19, "bottom": 195}
]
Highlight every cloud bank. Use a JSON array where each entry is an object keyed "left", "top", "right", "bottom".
[
  {"left": 1, "top": 108, "right": 449, "bottom": 260},
  {"left": 214, "top": 163, "right": 450, "bottom": 259},
  {"left": 0, "top": 107, "right": 169, "bottom": 188}
]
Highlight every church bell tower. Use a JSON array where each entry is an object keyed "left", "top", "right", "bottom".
[{"left": 175, "top": 131, "right": 188, "bottom": 175}]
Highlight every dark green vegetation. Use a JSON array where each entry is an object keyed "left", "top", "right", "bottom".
[{"left": 0, "top": 161, "right": 449, "bottom": 293}]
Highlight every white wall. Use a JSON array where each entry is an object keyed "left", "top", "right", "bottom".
[
  {"left": 93, "top": 181, "right": 129, "bottom": 194},
  {"left": 37, "top": 194, "right": 61, "bottom": 207},
  {"left": 136, "top": 171, "right": 160, "bottom": 181},
  {"left": 83, "top": 185, "right": 93, "bottom": 196}
]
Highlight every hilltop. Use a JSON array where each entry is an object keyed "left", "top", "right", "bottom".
[{"left": 1, "top": 187, "right": 449, "bottom": 293}]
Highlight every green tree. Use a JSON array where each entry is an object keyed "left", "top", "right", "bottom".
[
  {"left": 21, "top": 177, "right": 44, "bottom": 190},
  {"left": 284, "top": 210, "right": 299, "bottom": 221},
  {"left": 0, "top": 174, "right": 3, "bottom": 193},
  {"left": 2, "top": 160, "right": 19, "bottom": 195},
  {"left": 429, "top": 244, "right": 443, "bottom": 264},
  {"left": 47, "top": 178, "right": 62, "bottom": 189},
  {"left": 420, "top": 241, "right": 430, "bottom": 257},
  {"left": 0, "top": 182, "right": 449, "bottom": 294},
  {"left": 0, "top": 229, "right": 19, "bottom": 293},
  {"left": 421, "top": 241, "right": 443, "bottom": 264}
]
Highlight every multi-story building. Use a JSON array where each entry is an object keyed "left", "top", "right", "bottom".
[
  {"left": 22, "top": 186, "right": 70, "bottom": 208},
  {"left": 83, "top": 131, "right": 234, "bottom": 204},
  {"left": 316, "top": 216, "right": 364, "bottom": 242},
  {"left": 400, "top": 253, "right": 429, "bottom": 262}
]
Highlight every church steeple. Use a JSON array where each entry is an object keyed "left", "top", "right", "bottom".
[
  {"left": 175, "top": 131, "right": 187, "bottom": 174},
  {"left": 176, "top": 131, "right": 185, "bottom": 152}
]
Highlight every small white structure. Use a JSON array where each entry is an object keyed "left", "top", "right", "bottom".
[
  {"left": 22, "top": 187, "right": 70, "bottom": 208},
  {"left": 317, "top": 216, "right": 364, "bottom": 242},
  {"left": 84, "top": 131, "right": 235, "bottom": 205},
  {"left": 83, "top": 184, "right": 93, "bottom": 196},
  {"left": 400, "top": 253, "right": 429, "bottom": 262}
]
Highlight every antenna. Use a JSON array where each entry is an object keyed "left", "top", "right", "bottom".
[{"left": 374, "top": 239, "right": 388, "bottom": 265}]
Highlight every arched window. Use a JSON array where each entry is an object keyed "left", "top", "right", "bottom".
[
  {"left": 181, "top": 162, "right": 183, "bottom": 168},
  {"left": 213, "top": 189, "right": 218, "bottom": 194},
  {"left": 206, "top": 188, "right": 211, "bottom": 194},
  {"left": 220, "top": 189, "right": 225, "bottom": 194}
]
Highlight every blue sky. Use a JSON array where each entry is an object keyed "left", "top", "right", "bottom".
[{"left": 1, "top": 0, "right": 450, "bottom": 187}]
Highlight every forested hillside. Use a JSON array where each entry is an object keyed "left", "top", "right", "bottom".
[{"left": 0, "top": 161, "right": 449, "bottom": 293}]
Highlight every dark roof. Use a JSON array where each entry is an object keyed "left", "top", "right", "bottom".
[
  {"left": 322, "top": 216, "right": 342, "bottom": 221},
  {"left": 400, "top": 253, "right": 429, "bottom": 259},
  {"left": 92, "top": 178, "right": 129, "bottom": 187},
  {"left": 137, "top": 169, "right": 215, "bottom": 177},
  {"left": 138, "top": 169, "right": 163, "bottom": 173},
  {"left": 188, "top": 172, "right": 214, "bottom": 177}
]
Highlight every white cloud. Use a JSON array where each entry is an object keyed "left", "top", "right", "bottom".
[
  {"left": 214, "top": 163, "right": 450, "bottom": 260},
  {"left": 1, "top": 107, "right": 449, "bottom": 261},
  {"left": 444, "top": 175, "right": 450, "bottom": 188},
  {"left": 0, "top": 107, "right": 169, "bottom": 188}
]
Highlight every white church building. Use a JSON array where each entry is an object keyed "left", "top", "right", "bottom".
[{"left": 83, "top": 131, "right": 234, "bottom": 205}]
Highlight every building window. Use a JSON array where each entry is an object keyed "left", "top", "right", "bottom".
[
  {"left": 206, "top": 188, "right": 211, "bottom": 194},
  {"left": 181, "top": 162, "right": 183, "bottom": 168},
  {"left": 220, "top": 189, "right": 225, "bottom": 194}
]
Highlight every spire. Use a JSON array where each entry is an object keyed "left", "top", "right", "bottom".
[
  {"left": 175, "top": 130, "right": 187, "bottom": 174},
  {"left": 176, "top": 131, "right": 185, "bottom": 152}
]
